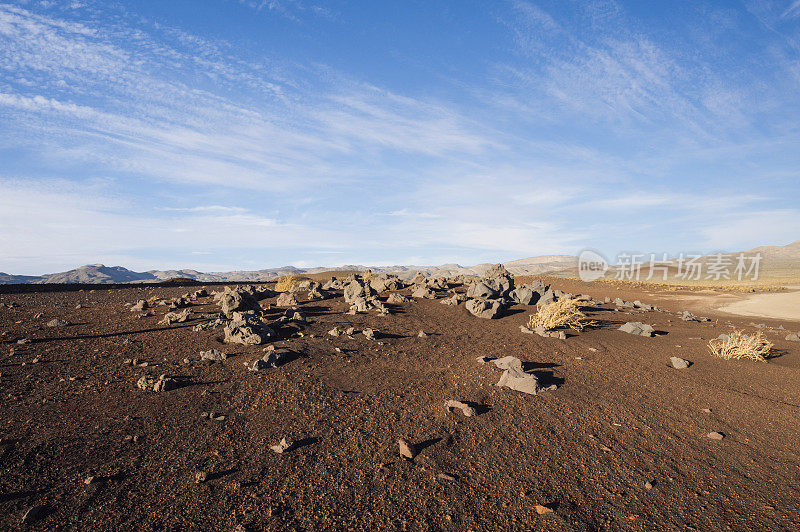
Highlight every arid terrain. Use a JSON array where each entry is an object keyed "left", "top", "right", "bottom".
[{"left": 1, "top": 271, "right": 799, "bottom": 530}]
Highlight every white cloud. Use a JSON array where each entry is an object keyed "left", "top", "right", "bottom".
[
  {"left": 782, "top": 0, "right": 800, "bottom": 19},
  {"left": 0, "top": 2, "right": 798, "bottom": 273}
]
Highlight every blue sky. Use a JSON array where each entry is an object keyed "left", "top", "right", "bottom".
[{"left": 1, "top": 0, "right": 799, "bottom": 274}]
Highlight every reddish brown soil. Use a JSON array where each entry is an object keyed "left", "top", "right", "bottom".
[{"left": 1, "top": 277, "right": 799, "bottom": 530}]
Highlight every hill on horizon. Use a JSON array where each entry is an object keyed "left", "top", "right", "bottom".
[{"left": 1, "top": 241, "right": 798, "bottom": 285}]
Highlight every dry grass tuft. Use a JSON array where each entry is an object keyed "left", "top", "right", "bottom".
[
  {"left": 274, "top": 275, "right": 310, "bottom": 292},
  {"left": 527, "top": 298, "right": 594, "bottom": 331},
  {"left": 708, "top": 330, "right": 773, "bottom": 362}
]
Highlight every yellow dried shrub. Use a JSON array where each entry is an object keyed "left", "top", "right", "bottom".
[
  {"left": 274, "top": 275, "right": 310, "bottom": 292},
  {"left": 527, "top": 298, "right": 594, "bottom": 331},
  {"left": 708, "top": 330, "right": 773, "bottom": 362}
]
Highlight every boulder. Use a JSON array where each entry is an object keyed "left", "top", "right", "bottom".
[
  {"left": 619, "top": 322, "right": 655, "bottom": 337},
  {"left": 349, "top": 296, "right": 370, "bottom": 313},
  {"left": 344, "top": 280, "right": 371, "bottom": 303},
  {"left": 427, "top": 277, "right": 448, "bottom": 290},
  {"left": 482, "top": 263, "right": 514, "bottom": 296},
  {"left": 370, "top": 275, "right": 403, "bottom": 292},
  {"left": 412, "top": 285, "right": 435, "bottom": 299},
  {"left": 465, "top": 298, "right": 504, "bottom": 319},
  {"left": 440, "top": 293, "right": 466, "bottom": 306},
  {"left": 786, "top": 333, "right": 800, "bottom": 342},
  {"left": 217, "top": 288, "right": 260, "bottom": 318},
  {"left": 386, "top": 293, "right": 410, "bottom": 304},
  {"left": 538, "top": 289, "right": 557, "bottom": 307},
  {"left": 307, "top": 288, "right": 326, "bottom": 300},
  {"left": 276, "top": 292, "right": 298, "bottom": 307},
  {"left": 160, "top": 309, "right": 191, "bottom": 325},
  {"left": 509, "top": 284, "right": 542, "bottom": 305},
  {"left": 224, "top": 314, "right": 275, "bottom": 345},
  {"left": 466, "top": 281, "right": 499, "bottom": 299},
  {"left": 323, "top": 277, "right": 345, "bottom": 290}
]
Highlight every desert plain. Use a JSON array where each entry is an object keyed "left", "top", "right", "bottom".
[{"left": 1, "top": 268, "right": 799, "bottom": 531}]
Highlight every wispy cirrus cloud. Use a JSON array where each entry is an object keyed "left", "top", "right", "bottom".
[
  {"left": 0, "top": 1, "right": 798, "bottom": 273},
  {"left": 782, "top": 0, "right": 800, "bottom": 19}
]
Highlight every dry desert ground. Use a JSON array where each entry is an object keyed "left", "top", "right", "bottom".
[{"left": 1, "top": 270, "right": 799, "bottom": 531}]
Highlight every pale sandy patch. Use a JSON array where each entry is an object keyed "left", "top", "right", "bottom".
[{"left": 716, "top": 291, "right": 800, "bottom": 321}]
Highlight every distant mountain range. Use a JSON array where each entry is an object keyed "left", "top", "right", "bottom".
[
  {"left": 1, "top": 241, "right": 797, "bottom": 285},
  {"left": 0, "top": 255, "right": 579, "bottom": 285}
]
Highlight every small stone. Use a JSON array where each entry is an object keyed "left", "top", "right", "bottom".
[
  {"left": 84, "top": 476, "right": 95, "bottom": 485},
  {"left": 707, "top": 431, "right": 724, "bottom": 440},
  {"left": 669, "top": 356, "right": 690, "bottom": 369},
  {"left": 199, "top": 349, "right": 227, "bottom": 361},
  {"left": 47, "top": 318, "right": 70, "bottom": 327},
  {"left": 645, "top": 481, "right": 653, "bottom": 490},
  {"left": 494, "top": 356, "right": 548, "bottom": 395},
  {"left": 437, "top": 472, "right": 457, "bottom": 481},
  {"left": 137, "top": 374, "right": 177, "bottom": 392},
  {"left": 476, "top": 356, "right": 491, "bottom": 364},
  {"left": 535, "top": 504, "right": 554, "bottom": 515},
  {"left": 444, "top": 399, "right": 477, "bottom": 417},
  {"left": 397, "top": 437, "right": 417, "bottom": 459},
  {"left": 362, "top": 328, "right": 377, "bottom": 340},
  {"left": 270, "top": 437, "right": 292, "bottom": 454},
  {"left": 619, "top": 322, "right": 655, "bottom": 337},
  {"left": 417, "top": 330, "right": 428, "bottom": 338},
  {"left": 195, "top": 471, "right": 208, "bottom": 483},
  {"left": 701, "top": 408, "right": 712, "bottom": 413},
  {"left": 328, "top": 327, "right": 341, "bottom": 337}
]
